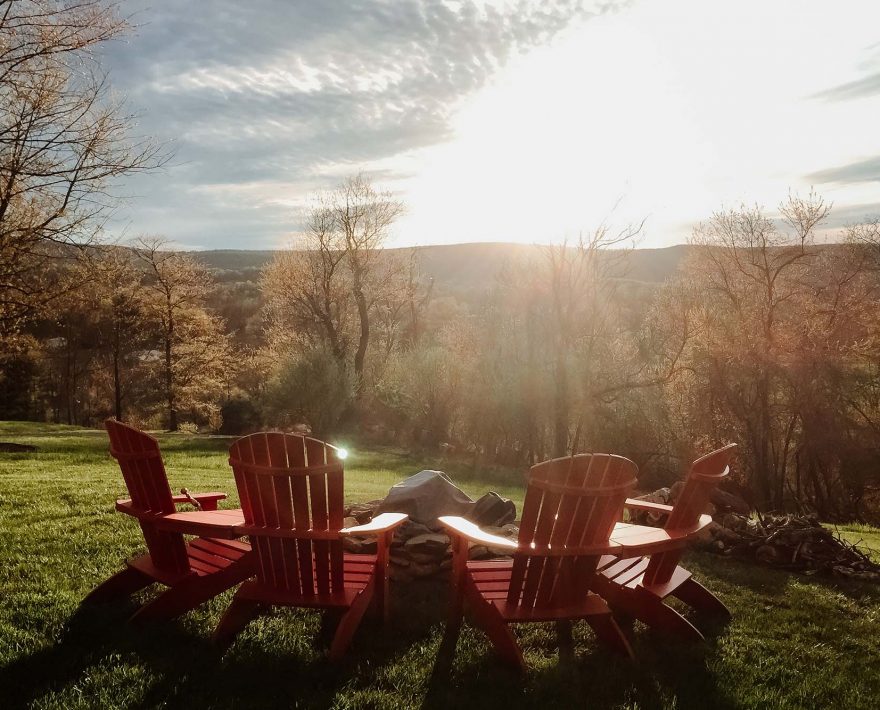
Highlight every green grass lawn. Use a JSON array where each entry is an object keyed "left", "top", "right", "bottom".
[{"left": 1, "top": 422, "right": 879, "bottom": 709}]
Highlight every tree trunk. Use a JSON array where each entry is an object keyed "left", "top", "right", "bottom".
[
  {"left": 64, "top": 328, "right": 74, "bottom": 425},
  {"left": 353, "top": 279, "right": 370, "bottom": 397},
  {"left": 321, "top": 314, "right": 346, "bottom": 367},
  {"left": 113, "top": 324, "right": 123, "bottom": 421},
  {"left": 165, "top": 334, "right": 177, "bottom": 431},
  {"left": 553, "top": 348, "right": 569, "bottom": 457},
  {"left": 165, "top": 302, "right": 177, "bottom": 431},
  {"left": 754, "top": 373, "right": 775, "bottom": 509}
]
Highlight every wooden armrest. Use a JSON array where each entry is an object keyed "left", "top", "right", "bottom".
[
  {"left": 116, "top": 494, "right": 226, "bottom": 519},
  {"left": 115, "top": 499, "right": 161, "bottom": 521},
  {"left": 669, "top": 514, "right": 712, "bottom": 537},
  {"left": 438, "top": 516, "right": 518, "bottom": 551},
  {"left": 624, "top": 498, "right": 673, "bottom": 515},
  {"left": 340, "top": 512, "right": 408, "bottom": 536},
  {"left": 116, "top": 499, "right": 137, "bottom": 517},
  {"left": 606, "top": 516, "right": 714, "bottom": 557}
]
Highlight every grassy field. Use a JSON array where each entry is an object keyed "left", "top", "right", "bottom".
[{"left": 1, "top": 422, "right": 879, "bottom": 709}]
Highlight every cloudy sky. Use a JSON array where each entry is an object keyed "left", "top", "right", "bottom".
[{"left": 104, "top": 0, "right": 880, "bottom": 250}]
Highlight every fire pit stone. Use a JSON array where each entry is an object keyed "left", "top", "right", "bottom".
[{"left": 342, "top": 470, "right": 518, "bottom": 581}]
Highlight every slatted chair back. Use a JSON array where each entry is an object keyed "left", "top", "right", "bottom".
[
  {"left": 105, "top": 418, "right": 189, "bottom": 575},
  {"left": 642, "top": 443, "right": 738, "bottom": 587},
  {"left": 508, "top": 454, "right": 638, "bottom": 611},
  {"left": 228, "top": 432, "right": 345, "bottom": 599}
]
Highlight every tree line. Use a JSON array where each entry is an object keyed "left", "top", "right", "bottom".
[{"left": 2, "top": 2, "right": 880, "bottom": 521}]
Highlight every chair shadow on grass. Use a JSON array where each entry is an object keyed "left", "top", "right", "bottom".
[
  {"left": 0, "top": 600, "right": 218, "bottom": 709},
  {"left": 420, "top": 593, "right": 739, "bottom": 710},
  {"left": 0, "top": 581, "right": 449, "bottom": 709},
  {"left": 0, "top": 567, "right": 800, "bottom": 709}
]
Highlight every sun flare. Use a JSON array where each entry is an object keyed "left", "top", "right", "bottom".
[{"left": 390, "top": 0, "right": 880, "bottom": 248}]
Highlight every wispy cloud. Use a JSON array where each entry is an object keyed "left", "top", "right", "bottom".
[
  {"left": 811, "top": 44, "right": 880, "bottom": 102},
  {"left": 106, "top": 0, "right": 613, "bottom": 248},
  {"left": 820, "top": 201, "right": 880, "bottom": 228},
  {"left": 808, "top": 156, "right": 880, "bottom": 185}
]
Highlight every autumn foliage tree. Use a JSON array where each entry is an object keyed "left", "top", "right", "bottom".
[
  {"left": 137, "top": 239, "right": 233, "bottom": 431},
  {"left": 89, "top": 247, "right": 149, "bottom": 421}
]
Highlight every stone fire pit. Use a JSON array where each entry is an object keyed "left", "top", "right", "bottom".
[{"left": 343, "top": 470, "right": 518, "bottom": 582}]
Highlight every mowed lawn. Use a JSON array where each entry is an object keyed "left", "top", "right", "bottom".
[{"left": 1, "top": 423, "right": 879, "bottom": 709}]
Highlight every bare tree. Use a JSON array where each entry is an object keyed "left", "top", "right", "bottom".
[
  {"left": 371, "top": 249, "right": 433, "bottom": 376},
  {"left": 262, "top": 211, "right": 351, "bottom": 366},
  {"left": 332, "top": 174, "right": 405, "bottom": 390},
  {"left": 542, "top": 221, "right": 649, "bottom": 456},
  {"left": 262, "top": 174, "right": 404, "bottom": 394},
  {"left": 674, "top": 192, "right": 831, "bottom": 508},
  {"left": 0, "top": 0, "right": 163, "bottom": 345}
]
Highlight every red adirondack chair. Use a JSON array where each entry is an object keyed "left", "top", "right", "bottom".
[
  {"left": 83, "top": 419, "right": 253, "bottom": 622},
  {"left": 591, "top": 443, "right": 737, "bottom": 640},
  {"left": 214, "top": 432, "right": 408, "bottom": 659},
  {"left": 440, "top": 453, "right": 640, "bottom": 672}
]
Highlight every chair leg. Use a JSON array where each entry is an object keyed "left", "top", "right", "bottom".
[
  {"left": 129, "top": 576, "right": 200, "bottom": 624},
  {"left": 371, "top": 573, "right": 390, "bottom": 623},
  {"left": 585, "top": 613, "right": 635, "bottom": 659},
  {"left": 556, "top": 620, "right": 574, "bottom": 663},
  {"left": 329, "top": 587, "right": 374, "bottom": 661},
  {"left": 594, "top": 578, "right": 704, "bottom": 642},
  {"left": 468, "top": 596, "right": 525, "bottom": 674},
  {"left": 613, "top": 610, "right": 636, "bottom": 634},
  {"left": 214, "top": 594, "right": 263, "bottom": 648},
  {"left": 642, "top": 598, "right": 704, "bottom": 641},
  {"left": 446, "top": 575, "right": 465, "bottom": 637},
  {"left": 374, "top": 531, "right": 392, "bottom": 623},
  {"left": 672, "top": 578, "right": 731, "bottom": 620},
  {"left": 82, "top": 566, "right": 153, "bottom": 604}
]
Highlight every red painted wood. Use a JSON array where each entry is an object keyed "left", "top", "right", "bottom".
[
  {"left": 218, "top": 432, "right": 400, "bottom": 657},
  {"left": 592, "top": 444, "right": 738, "bottom": 640},
  {"left": 508, "top": 454, "right": 637, "bottom": 612},
  {"left": 152, "top": 508, "right": 246, "bottom": 538},
  {"left": 449, "top": 453, "right": 638, "bottom": 671},
  {"left": 84, "top": 420, "right": 254, "bottom": 621},
  {"left": 642, "top": 444, "right": 737, "bottom": 588},
  {"left": 106, "top": 419, "right": 188, "bottom": 575}
]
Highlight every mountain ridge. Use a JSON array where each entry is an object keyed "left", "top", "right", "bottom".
[{"left": 187, "top": 242, "right": 693, "bottom": 288}]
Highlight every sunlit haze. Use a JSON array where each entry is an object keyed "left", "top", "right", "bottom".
[{"left": 107, "top": 0, "right": 880, "bottom": 249}]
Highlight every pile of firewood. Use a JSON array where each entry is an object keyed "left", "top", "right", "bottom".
[
  {"left": 631, "top": 490, "right": 880, "bottom": 582},
  {"left": 631, "top": 483, "right": 880, "bottom": 581},
  {"left": 703, "top": 512, "right": 880, "bottom": 581}
]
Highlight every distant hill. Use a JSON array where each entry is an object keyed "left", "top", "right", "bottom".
[{"left": 188, "top": 242, "right": 691, "bottom": 291}]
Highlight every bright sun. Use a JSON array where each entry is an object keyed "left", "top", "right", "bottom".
[{"left": 388, "top": 0, "right": 880, "bottom": 249}]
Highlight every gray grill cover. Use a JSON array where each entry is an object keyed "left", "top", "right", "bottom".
[{"left": 377, "top": 470, "right": 474, "bottom": 526}]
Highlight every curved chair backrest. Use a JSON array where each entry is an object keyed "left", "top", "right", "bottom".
[
  {"left": 642, "top": 443, "right": 738, "bottom": 588},
  {"left": 509, "top": 454, "right": 638, "bottom": 611},
  {"left": 105, "top": 418, "right": 189, "bottom": 575},
  {"left": 228, "top": 432, "right": 346, "bottom": 598}
]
